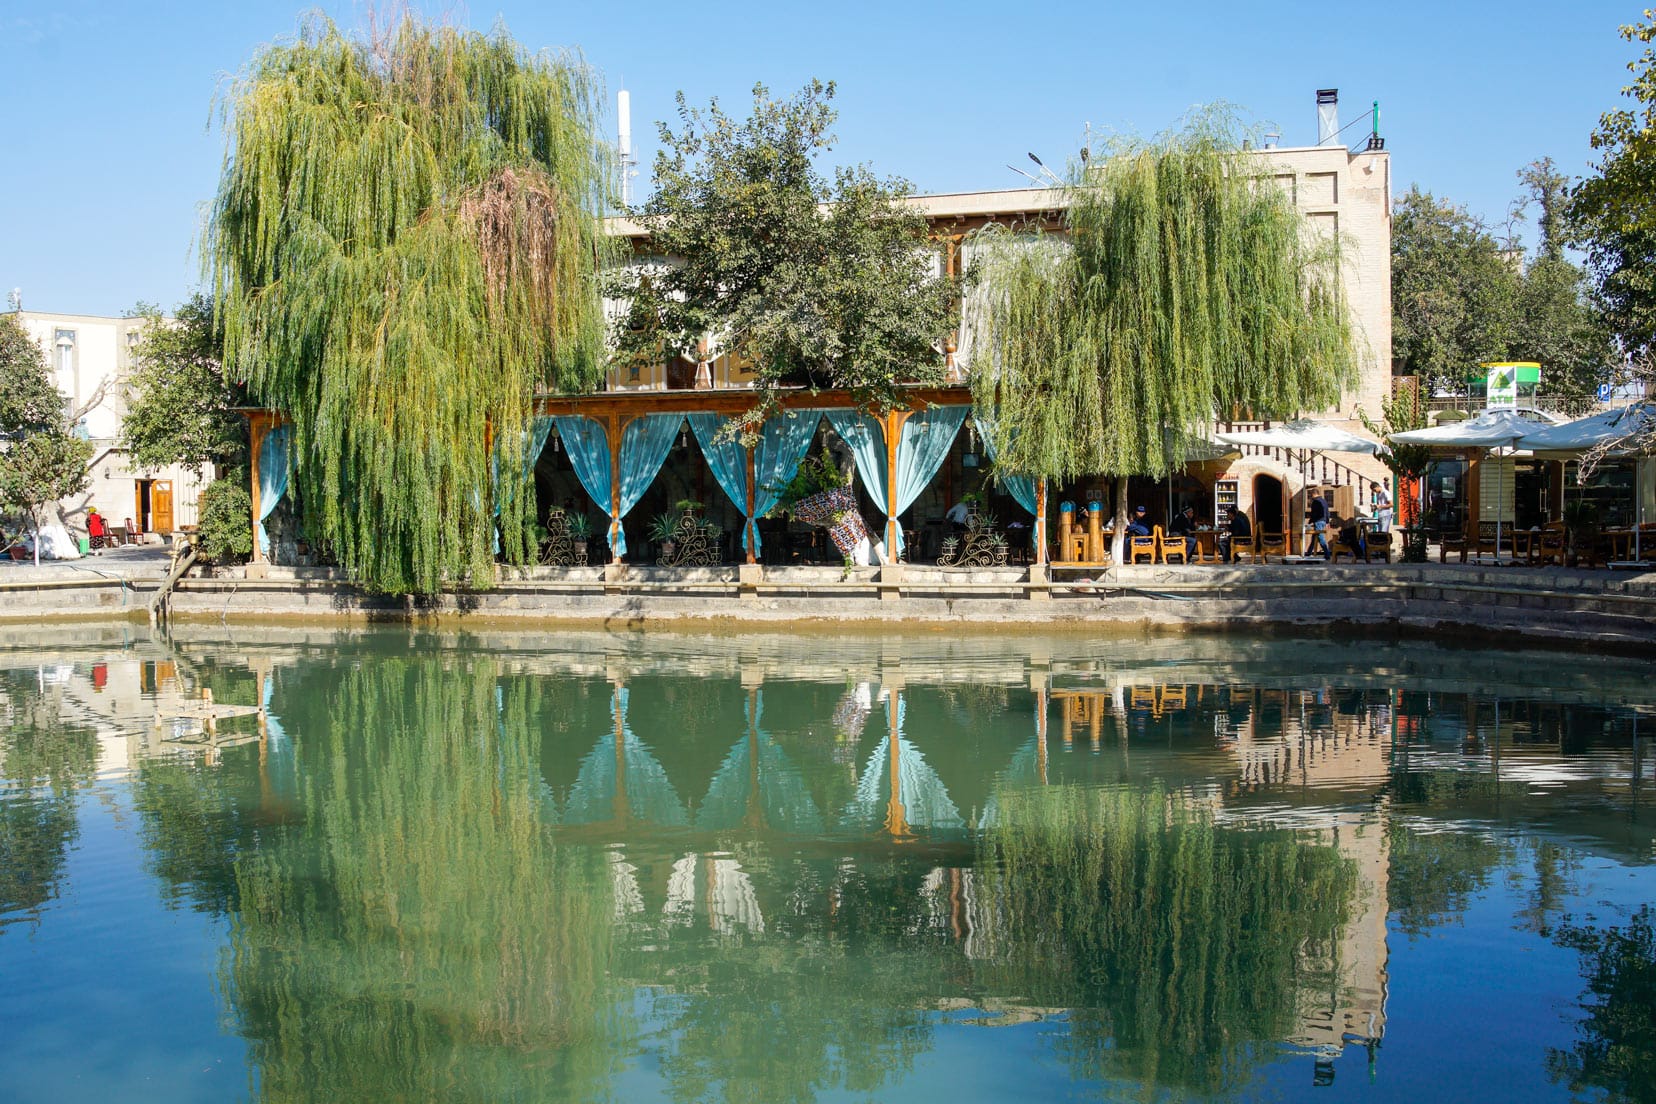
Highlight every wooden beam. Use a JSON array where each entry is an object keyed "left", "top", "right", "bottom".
[{"left": 533, "top": 384, "right": 972, "bottom": 421}]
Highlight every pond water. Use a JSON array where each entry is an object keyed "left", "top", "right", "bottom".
[{"left": 1, "top": 625, "right": 1652, "bottom": 1104}]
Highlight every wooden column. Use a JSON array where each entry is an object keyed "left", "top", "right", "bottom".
[
  {"left": 1035, "top": 478, "right": 1048, "bottom": 566},
  {"left": 744, "top": 441, "right": 758, "bottom": 565},
  {"left": 882, "top": 409, "right": 912, "bottom": 559},
  {"left": 608, "top": 414, "right": 626, "bottom": 563},
  {"left": 248, "top": 414, "right": 266, "bottom": 563}
]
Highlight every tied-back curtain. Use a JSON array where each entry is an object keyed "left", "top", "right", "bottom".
[
  {"left": 256, "top": 424, "right": 292, "bottom": 556},
  {"left": 825, "top": 410, "right": 890, "bottom": 545},
  {"left": 688, "top": 411, "right": 749, "bottom": 537},
  {"left": 894, "top": 407, "right": 968, "bottom": 537},
  {"left": 974, "top": 411, "right": 1039, "bottom": 516},
  {"left": 552, "top": 415, "right": 613, "bottom": 548},
  {"left": 490, "top": 416, "right": 555, "bottom": 554},
  {"left": 616, "top": 414, "right": 681, "bottom": 558},
  {"left": 750, "top": 411, "right": 823, "bottom": 555}
]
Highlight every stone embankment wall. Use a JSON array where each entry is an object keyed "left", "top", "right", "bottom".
[{"left": 3, "top": 562, "right": 1652, "bottom": 653}]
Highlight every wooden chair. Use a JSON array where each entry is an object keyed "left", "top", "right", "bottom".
[
  {"left": 1128, "top": 528, "right": 1158, "bottom": 564},
  {"left": 1438, "top": 525, "right": 1469, "bottom": 563},
  {"left": 1228, "top": 534, "right": 1258, "bottom": 564},
  {"left": 1364, "top": 530, "right": 1394, "bottom": 564},
  {"left": 1534, "top": 523, "right": 1566, "bottom": 567},
  {"left": 1474, "top": 521, "right": 1503, "bottom": 562},
  {"left": 1329, "top": 532, "right": 1362, "bottom": 562},
  {"left": 1158, "top": 525, "right": 1189, "bottom": 565},
  {"left": 1258, "top": 531, "right": 1287, "bottom": 561}
]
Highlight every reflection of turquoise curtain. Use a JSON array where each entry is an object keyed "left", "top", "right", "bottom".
[
  {"left": 975, "top": 411, "right": 1038, "bottom": 516},
  {"left": 256, "top": 424, "right": 292, "bottom": 556},
  {"left": 261, "top": 675, "right": 297, "bottom": 803},
  {"left": 689, "top": 411, "right": 748, "bottom": 535},
  {"left": 552, "top": 415, "right": 613, "bottom": 549},
  {"left": 696, "top": 690, "right": 823, "bottom": 833},
  {"left": 563, "top": 688, "right": 687, "bottom": 827},
  {"left": 617, "top": 415, "right": 680, "bottom": 558},
  {"left": 843, "top": 695, "right": 963, "bottom": 831}
]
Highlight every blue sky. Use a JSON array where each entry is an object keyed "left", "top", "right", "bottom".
[{"left": 0, "top": 0, "right": 1642, "bottom": 316}]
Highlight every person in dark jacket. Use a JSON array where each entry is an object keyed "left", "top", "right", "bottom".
[
  {"left": 1307, "top": 494, "right": 1331, "bottom": 559},
  {"left": 1168, "top": 505, "right": 1198, "bottom": 559},
  {"left": 1125, "top": 505, "right": 1153, "bottom": 537},
  {"left": 1220, "top": 509, "right": 1251, "bottom": 562}
]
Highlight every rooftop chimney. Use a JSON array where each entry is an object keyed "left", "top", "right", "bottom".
[{"left": 1316, "top": 88, "right": 1339, "bottom": 146}]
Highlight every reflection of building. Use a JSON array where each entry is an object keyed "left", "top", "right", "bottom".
[{"left": 11, "top": 308, "right": 210, "bottom": 539}]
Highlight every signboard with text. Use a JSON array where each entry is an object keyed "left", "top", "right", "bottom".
[{"left": 1479, "top": 362, "right": 1541, "bottom": 409}]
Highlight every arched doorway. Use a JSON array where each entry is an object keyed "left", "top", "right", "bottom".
[{"left": 1252, "top": 474, "right": 1284, "bottom": 535}]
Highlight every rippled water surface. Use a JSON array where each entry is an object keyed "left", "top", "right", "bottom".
[{"left": 1, "top": 624, "right": 1652, "bottom": 1103}]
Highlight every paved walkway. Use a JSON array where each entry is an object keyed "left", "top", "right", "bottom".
[{"left": 0, "top": 544, "right": 173, "bottom": 581}]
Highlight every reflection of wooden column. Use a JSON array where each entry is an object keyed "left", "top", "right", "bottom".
[
  {"left": 612, "top": 688, "right": 628, "bottom": 826},
  {"left": 1035, "top": 479, "right": 1048, "bottom": 565},
  {"left": 1036, "top": 685, "right": 1048, "bottom": 785},
  {"left": 884, "top": 693, "right": 909, "bottom": 840},
  {"left": 745, "top": 439, "right": 758, "bottom": 565}
]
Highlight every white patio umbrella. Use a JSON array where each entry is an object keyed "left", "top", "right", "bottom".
[
  {"left": 1389, "top": 409, "right": 1551, "bottom": 561},
  {"left": 1213, "top": 420, "right": 1383, "bottom": 552},
  {"left": 1520, "top": 402, "right": 1655, "bottom": 559}
]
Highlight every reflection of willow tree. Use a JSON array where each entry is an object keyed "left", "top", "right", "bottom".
[
  {"left": 626, "top": 857, "right": 952, "bottom": 1104},
  {"left": 974, "top": 785, "right": 1357, "bottom": 1094},
  {"left": 221, "top": 658, "right": 624, "bottom": 1101},
  {"left": 1548, "top": 906, "right": 1656, "bottom": 1104},
  {"left": 1385, "top": 823, "right": 1512, "bottom": 938},
  {"left": 0, "top": 670, "right": 98, "bottom": 925}
]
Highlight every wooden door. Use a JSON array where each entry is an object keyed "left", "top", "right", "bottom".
[{"left": 152, "top": 481, "right": 174, "bottom": 534}]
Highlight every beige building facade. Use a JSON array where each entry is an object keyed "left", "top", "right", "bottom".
[{"left": 11, "top": 309, "right": 209, "bottom": 541}]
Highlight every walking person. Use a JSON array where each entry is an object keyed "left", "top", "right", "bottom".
[{"left": 1308, "top": 493, "right": 1332, "bottom": 559}]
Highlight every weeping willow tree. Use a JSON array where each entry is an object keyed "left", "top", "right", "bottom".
[
  {"left": 208, "top": 15, "right": 613, "bottom": 594},
  {"left": 965, "top": 115, "right": 1358, "bottom": 560}
]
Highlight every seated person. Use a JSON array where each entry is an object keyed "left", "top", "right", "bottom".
[
  {"left": 1168, "top": 505, "right": 1199, "bottom": 559},
  {"left": 945, "top": 498, "right": 970, "bottom": 534},
  {"left": 1332, "top": 512, "right": 1365, "bottom": 559},
  {"left": 1220, "top": 509, "right": 1252, "bottom": 562},
  {"left": 1125, "top": 505, "right": 1153, "bottom": 538}
]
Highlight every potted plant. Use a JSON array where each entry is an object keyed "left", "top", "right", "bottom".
[
  {"left": 566, "top": 512, "right": 593, "bottom": 562},
  {"left": 648, "top": 510, "right": 682, "bottom": 559}
]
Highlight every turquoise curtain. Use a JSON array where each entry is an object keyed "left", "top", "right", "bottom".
[
  {"left": 826, "top": 410, "right": 890, "bottom": 547},
  {"left": 490, "top": 417, "right": 554, "bottom": 555},
  {"left": 828, "top": 408, "right": 965, "bottom": 557},
  {"left": 616, "top": 414, "right": 681, "bottom": 558},
  {"left": 553, "top": 415, "right": 613, "bottom": 550},
  {"left": 256, "top": 424, "right": 292, "bottom": 557},
  {"left": 894, "top": 407, "right": 968, "bottom": 526},
  {"left": 688, "top": 412, "right": 749, "bottom": 542},
  {"left": 975, "top": 411, "right": 1039, "bottom": 516},
  {"left": 751, "top": 411, "right": 822, "bottom": 555}
]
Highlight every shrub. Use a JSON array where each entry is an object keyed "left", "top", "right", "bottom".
[{"left": 197, "top": 476, "right": 253, "bottom": 563}]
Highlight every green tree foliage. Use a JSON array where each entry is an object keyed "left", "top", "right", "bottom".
[
  {"left": 207, "top": 15, "right": 613, "bottom": 594},
  {"left": 1391, "top": 186, "right": 1520, "bottom": 397},
  {"left": 194, "top": 476, "right": 253, "bottom": 563},
  {"left": 965, "top": 116, "right": 1356, "bottom": 555},
  {"left": 1548, "top": 906, "right": 1656, "bottom": 1104},
  {"left": 0, "top": 314, "right": 92, "bottom": 564},
  {"left": 613, "top": 80, "right": 955, "bottom": 420},
  {"left": 0, "top": 669, "right": 99, "bottom": 926},
  {"left": 1510, "top": 159, "right": 1618, "bottom": 415},
  {"left": 1358, "top": 377, "right": 1431, "bottom": 528},
  {"left": 122, "top": 294, "right": 246, "bottom": 475},
  {"left": 1571, "top": 13, "right": 1656, "bottom": 363},
  {"left": 976, "top": 783, "right": 1356, "bottom": 1094}
]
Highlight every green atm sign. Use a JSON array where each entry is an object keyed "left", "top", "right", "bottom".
[{"left": 1474, "top": 361, "right": 1541, "bottom": 408}]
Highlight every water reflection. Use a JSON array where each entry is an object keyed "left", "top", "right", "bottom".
[{"left": 0, "top": 626, "right": 1652, "bottom": 1102}]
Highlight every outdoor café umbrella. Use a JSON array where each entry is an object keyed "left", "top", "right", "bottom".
[
  {"left": 1520, "top": 402, "right": 1655, "bottom": 559},
  {"left": 1213, "top": 420, "right": 1383, "bottom": 551},
  {"left": 1389, "top": 409, "right": 1548, "bottom": 560}
]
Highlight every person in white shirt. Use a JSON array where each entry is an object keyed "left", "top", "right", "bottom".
[
  {"left": 1373, "top": 483, "right": 1394, "bottom": 533},
  {"left": 946, "top": 499, "right": 970, "bottom": 533}
]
